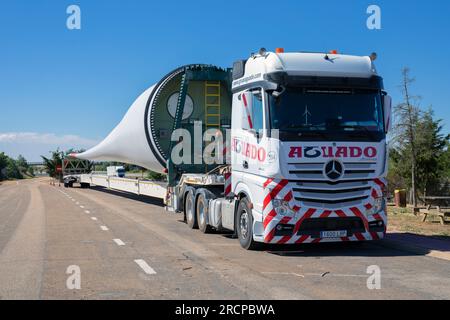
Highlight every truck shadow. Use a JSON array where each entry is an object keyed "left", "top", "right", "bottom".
[
  {"left": 84, "top": 185, "right": 165, "bottom": 207},
  {"left": 262, "top": 242, "right": 416, "bottom": 258},
  {"left": 79, "top": 186, "right": 449, "bottom": 259},
  {"left": 261, "top": 233, "right": 450, "bottom": 258}
]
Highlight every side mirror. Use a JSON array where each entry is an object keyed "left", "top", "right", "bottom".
[
  {"left": 383, "top": 95, "right": 392, "bottom": 133},
  {"left": 248, "top": 128, "right": 261, "bottom": 139},
  {"left": 271, "top": 86, "right": 286, "bottom": 99}
]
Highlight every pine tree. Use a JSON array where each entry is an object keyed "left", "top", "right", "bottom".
[{"left": 414, "top": 108, "right": 449, "bottom": 197}]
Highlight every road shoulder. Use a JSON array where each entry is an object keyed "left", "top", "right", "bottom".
[{"left": 0, "top": 182, "right": 46, "bottom": 299}]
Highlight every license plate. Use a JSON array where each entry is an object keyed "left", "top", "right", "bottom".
[{"left": 320, "top": 230, "right": 347, "bottom": 238}]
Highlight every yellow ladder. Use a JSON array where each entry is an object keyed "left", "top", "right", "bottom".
[{"left": 205, "top": 81, "right": 221, "bottom": 128}]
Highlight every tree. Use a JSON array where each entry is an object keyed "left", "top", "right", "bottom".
[
  {"left": 386, "top": 149, "right": 406, "bottom": 194},
  {"left": 390, "top": 68, "right": 450, "bottom": 203},
  {"left": 146, "top": 170, "right": 166, "bottom": 181},
  {"left": 0, "top": 153, "right": 32, "bottom": 180},
  {"left": 0, "top": 152, "right": 8, "bottom": 180},
  {"left": 5, "top": 157, "right": 22, "bottom": 179},
  {"left": 393, "top": 68, "right": 421, "bottom": 207},
  {"left": 441, "top": 141, "right": 450, "bottom": 178},
  {"left": 41, "top": 149, "right": 63, "bottom": 178},
  {"left": 440, "top": 141, "right": 450, "bottom": 195},
  {"left": 16, "top": 154, "right": 30, "bottom": 176},
  {"left": 414, "top": 109, "right": 449, "bottom": 196}
]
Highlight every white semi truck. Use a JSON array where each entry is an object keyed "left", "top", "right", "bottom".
[
  {"left": 107, "top": 166, "right": 125, "bottom": 178},
  {"left": 74, "top": 48, "right": 392, "bottom": 250}
]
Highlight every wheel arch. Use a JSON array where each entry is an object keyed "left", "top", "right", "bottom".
[
  {"left": 232, "top": 183, "right": 254, "bottom": 234},
  {"left": 233, "top": 181, "right": 253, "bottom": 204}
]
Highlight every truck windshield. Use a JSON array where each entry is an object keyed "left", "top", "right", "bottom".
[{"left": 269, "top": 88, "right": 385, "bottom": 142}]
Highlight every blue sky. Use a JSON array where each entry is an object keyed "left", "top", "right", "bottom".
[{"left": 1, "top": 0, "right": 449, "bottom": 161}]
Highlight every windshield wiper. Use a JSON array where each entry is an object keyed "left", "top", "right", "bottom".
[
  {"left": 297, "top": 131, "right": 329, "bottom": 139},
  {"left": 280, "top": 124, "right": 325, "bottom": 130},
  {"left": 278, "top": 124, "right": 329, "bottom": 139}
]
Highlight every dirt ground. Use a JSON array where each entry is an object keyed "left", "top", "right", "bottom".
[{"left": 387, "top": 206, "right": 450, "bottom": 238}]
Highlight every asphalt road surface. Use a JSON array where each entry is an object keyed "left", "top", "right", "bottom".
[{"left": 1, "top": 178, "right": 449, "bottom": 300}]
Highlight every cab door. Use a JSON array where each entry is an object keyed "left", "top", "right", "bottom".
[
  {"left": 231, "top": 88, "right": 266, "bottom": 174},
  {"left": 245, "top": 88, "right": 266, "bottom": 176}
]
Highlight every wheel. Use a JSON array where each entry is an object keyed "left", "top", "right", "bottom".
[
  {"left": 80, "top": 182, "right": 90, "bottom": 189},
  {"left": 68, "top": 181, "right": 74, "bottom": 188},
  {"left": 236, "top": 198, "right": 260, "bottom": 250},
  {"left": 185, "top": 189, "right": 198, "bottom": 229},
  {"left": 64, "top": 182, "right": 69, "bottom": 188},
  {"left": 196, "top": 190, "right": 214, "bottom": 234}
]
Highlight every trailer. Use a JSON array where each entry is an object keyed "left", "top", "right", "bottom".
[
  {"left": 62, "top": 156, "right": 92, "bottom": 188},
  {"left": 72, "top": 48, "right": 392, "bottom": 250},
  {"left": 80, "top": 174, "right": 166, "bottom": 199}
]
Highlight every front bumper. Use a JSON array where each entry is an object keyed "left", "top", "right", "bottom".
[{"left": 262, "top": 209, "right": 387, "bottom": 244}]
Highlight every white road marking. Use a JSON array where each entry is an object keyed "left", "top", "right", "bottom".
[
  {"left": 134, "top": 259, "right": 156, "bottom": 275},
  {"left": 113, "top": 239, "right": 125, "bottom": 246},
  {"left": 261, "top": 272, "right": 305, "bottom": 278},
  {"left": 80, "top": 205, "right": 84, "bottom": 209},
  {"left": 305, "top": 273, "right": 367, "bottom": 278},
  {"left": 71, "top": 199, "right": 75, "bottom": 202},
  {"left": 85, "top": 210, "right": 90, "bottom": 214},
  {"left": 76, "top": 202, "right": 79, "bottom": 205},
  {"left": 262, "top": 271, "right": 366, "bottom": 279},
  {"left": 91, "top": 217, "right": 98, "bottom": 221},
  {"left": 100, "top": 226, "right": 109, "bottom": 231}
]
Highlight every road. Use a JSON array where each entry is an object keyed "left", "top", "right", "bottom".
[{"left": 1, "top": 178, "right": 449, "bottom": 300}]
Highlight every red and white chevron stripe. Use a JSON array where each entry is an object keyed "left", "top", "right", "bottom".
[
  {"left": 261, "top": 177, "right": 387, "bottom": 244},
  {"left": 224, "top": 172, "right": 232, "bottom": 197}
]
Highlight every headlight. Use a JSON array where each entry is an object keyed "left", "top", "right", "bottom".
[
  {"left": 367, "top": 184, "right": 387, "bottom": 216},
  {"left": 371, "top": 197, "right": 385, "bottom": 214},
  {"left": 272, "top": 199, "right": 294, "bottom": 216}
]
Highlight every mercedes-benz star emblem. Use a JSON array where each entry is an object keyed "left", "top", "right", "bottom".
[{"left": 324, "top": 160, "right": 344, "bottom": 181}]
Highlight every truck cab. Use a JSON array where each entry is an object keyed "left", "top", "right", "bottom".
[
  {"left": 229, "top": 49, "right": 391, "bottom": 248},
  {"left": 107, "top": 166, "right": 125, "bottom": 178}
]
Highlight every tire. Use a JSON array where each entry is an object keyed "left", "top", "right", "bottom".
[
  {"left": 236, "top": 198, "right": 260, "bottom": 250},
  {"left": 68, "top": 182, "right": 74, "bottom": 188},
  {"left": 64, "top": 182, "right": 69, "bottom": 188},
  {"left": 185, "top": 189, "right": 198, "bottom": 229},
  {"left": 80, "top": 182, "right": 90, "bottom": 189},
  {"left": 196, "top": 190, "right": 214, "bottom": 234}
]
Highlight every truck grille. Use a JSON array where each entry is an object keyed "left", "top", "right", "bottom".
[{"left": 288, "top": 161, "right": 377, "bottom": 208}]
